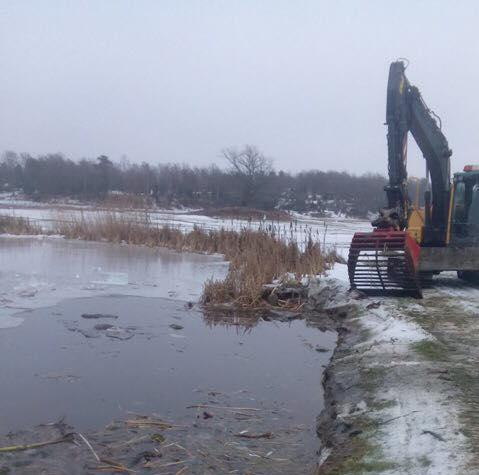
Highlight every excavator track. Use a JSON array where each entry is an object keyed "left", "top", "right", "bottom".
[{"left": 348, "top": 229, "right": 422, "bottom": 298}]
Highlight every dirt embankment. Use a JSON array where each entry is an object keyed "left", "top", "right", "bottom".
[{"left": 310, "top": 278, "right": 471, "bottom": 475}]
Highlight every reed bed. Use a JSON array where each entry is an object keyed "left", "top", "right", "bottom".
[
  {"left": 0, "top": 215, "right": 41, "bottom": 235},
  {"left": 202, "top": 233, "right": 332, "bottom": 306},
  {"left": 52, "top": 212, "right": 334, "bottom": 307}
]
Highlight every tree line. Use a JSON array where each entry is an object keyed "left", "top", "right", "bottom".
[{"left": 0, "top": 146, "right": 416, "bottom": 218}]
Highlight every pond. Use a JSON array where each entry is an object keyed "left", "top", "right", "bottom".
[{"left": 0, "top": 237, "right": 335, "bottom": 474}]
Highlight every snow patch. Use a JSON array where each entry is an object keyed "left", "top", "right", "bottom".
[
  {"left": 356, "top": 300, "right": 470, "bottom": 474},
  {"left": 313, "top": 275, "right": 472, "bottom": 474},
  {"left": 0, "top": 309, "right": 24, "bottom": 329}
]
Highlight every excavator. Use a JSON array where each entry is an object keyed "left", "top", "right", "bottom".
[{"left": 348, "top": 60, "right": 479, "bottom": 297}]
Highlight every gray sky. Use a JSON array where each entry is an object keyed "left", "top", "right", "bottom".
[{"left": 1, "top": 1, "right": 479, "bottom": 176}]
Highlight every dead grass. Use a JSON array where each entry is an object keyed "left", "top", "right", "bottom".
[
  {"left": 101, "top": 193, "right": 153, "bottom": 210},
  {"left": 0, "top": 215, "right": 41, "bottom": 235},
  {"left": 202, "top": 234, "right": 332, "bottom": 306},
  {"left": 54, "top": 212, "right": 333, "bottom": 307}
]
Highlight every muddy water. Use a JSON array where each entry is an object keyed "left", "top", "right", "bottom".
[
  {"left": 0, "top": 237, "right": 335, "bottom": 473},
  {"left": 1, "top": 296, "right": 334, "bottom": 433}
]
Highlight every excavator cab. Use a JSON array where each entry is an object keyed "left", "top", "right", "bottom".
[{"left": 450, "top": 167, "right": 479, "bottom": 245}]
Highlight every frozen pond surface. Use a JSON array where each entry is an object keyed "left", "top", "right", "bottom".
[{"left": 0, "top": 236, "right": 227, "bottom": 328}]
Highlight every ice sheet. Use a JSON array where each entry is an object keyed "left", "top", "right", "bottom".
[{"left": 0, "top": 236, "right": 227, "bottom": 329}]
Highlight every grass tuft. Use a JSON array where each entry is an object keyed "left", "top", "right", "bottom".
[
  {"left": 411, "top": 340, "right": 447, "bottom": 361},
  {"left": 319, "top": 436, "right": 397, "bottom": 475}
]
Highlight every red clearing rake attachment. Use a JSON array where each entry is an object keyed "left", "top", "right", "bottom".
[{"left": 348, "top": 229, "right": 422, "bottom": 298}]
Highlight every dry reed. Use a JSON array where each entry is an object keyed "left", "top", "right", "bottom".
[
  {"left": 101, "top": 193, "right": 152, "bottom": 210},
  {"left": 0, "top": 216, "right": 41, "bottom": 235},
  {"left": 54, "top": 212, "right": 333, "bottom": 307}
]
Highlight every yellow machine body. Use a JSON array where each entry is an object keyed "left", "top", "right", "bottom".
[
  {"left": 406, "top": 184, "right": 455, "bottom": 246},
  {"left": 407, "top": 208, "right": 424, "bottom": 244}
]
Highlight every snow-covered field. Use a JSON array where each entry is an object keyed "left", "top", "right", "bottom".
[{"left": 0, "top": 200, "right": 371, "bottom": 256}]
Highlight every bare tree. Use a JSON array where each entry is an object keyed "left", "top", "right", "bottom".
[
  {"left": 222, "top": 145, "right": 272, "bottom": 177},
  {"left": 222, "top": 145, "right": 273, "bottom": 206}
]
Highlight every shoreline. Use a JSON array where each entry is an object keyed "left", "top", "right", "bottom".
[{"left": 311, "top": 277, "right": 470, "bottom": 474}]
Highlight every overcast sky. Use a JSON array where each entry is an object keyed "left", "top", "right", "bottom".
[{"left": 1, "top": 1, "right": 479, "bottom": 176}]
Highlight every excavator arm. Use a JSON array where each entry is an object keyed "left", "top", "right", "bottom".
[
  {"left": 408, "top": 83, "right": 452, "bottom": 244},
  {"left": 378, "top": 61, "right": 452, "bottom": 244}
]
